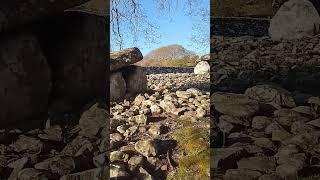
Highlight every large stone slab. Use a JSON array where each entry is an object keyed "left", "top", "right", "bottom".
[
  {"left": 0, "top": 34, "right": 50, "bottom": 127},
  {"left": 65, "top": 0, "right": 108, "bottom": 17},
  {"left": 0, "top": 0, "right": 91, "bottom": 33},
  {"left": 37, "top": 13, "right": 107, "bottom": 113},
  {"left": 110, "top": 48, "right": 143, "bottom": 72}
]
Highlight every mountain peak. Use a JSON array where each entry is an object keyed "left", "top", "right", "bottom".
[{"left": 144, "top": 44, "right": 196, "bottom": 61}]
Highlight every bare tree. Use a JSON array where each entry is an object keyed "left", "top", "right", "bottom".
[{"left": 110, "top": 0, "right": 209, "bottom": 53}]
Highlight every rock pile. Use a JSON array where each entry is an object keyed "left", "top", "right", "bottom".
[
  {"left": 110, "top": 47, "right": 147, "bottom": 102},
  {"left": 211, "top": 15, "right": 320, "bottom": 180},
  {"left": 211, "top": 34, "right": 320, "bottom": 95},
  {"left": 212, "top": 84, "right": 320, "bottom": 179},
  {"left": 0, "top": 102, "right": 108, "bottom": 179},
  {"left": 110, "top": 65, "right": 210, "bottom": 179}
]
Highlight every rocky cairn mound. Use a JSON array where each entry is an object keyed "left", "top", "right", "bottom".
[
  {"left": 211, "top": 2, "right": 320, "bottom": 178},
  {"left": 110, "top": 49, "right": 210, "bottom": 179}
]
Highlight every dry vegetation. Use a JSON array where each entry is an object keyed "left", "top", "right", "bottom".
[{"left": 136, "top": 56, "right": 199, "bottom": 67}]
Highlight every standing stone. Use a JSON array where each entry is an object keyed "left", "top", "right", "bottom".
[
  {"left": 194, "top": 61, "right": 210, "bottom": 75},
  {"left": 121, "top": 65, "right": 147, "bottom": 97},
  {"left": 269, "top": 0, "right": 320, "bottom": 41},
  {"left": 110, "top": 72, "right": 126, "bottom": 102},
  {"left": 37, "top": 12, "right": 107, "bottom": 111},
  {"left": 0, "top": 34, "right": 50, "bottom": 127}
]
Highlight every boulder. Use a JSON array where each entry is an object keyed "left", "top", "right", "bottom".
[
  {"left": 194, "top": 61, "right": 210, "bottom": 75},
  {"left": 269, "top": 0, "right": 320, "bottom": 41},
  {"left": 110, "top": 47, "right": 143, "bottom": 72}
]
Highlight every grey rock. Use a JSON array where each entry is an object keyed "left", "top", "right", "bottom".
[
  {"left": 60, "top": 166, "right": 108, "bottom": 180},
  {"left": 237, "top": 156, "right": 276, "bottom": 174},
  {"left": 79, "top": 103, "right": 107, "bottom": 138},
  {"left": 269, "top": 0, "right": 320, "bottom": 41},
  {"left": 252, "top": 116, "right": 272, "bottom": 130},
  {"left": 245, "top": 84, "right": 296, "bottom": 109},
  {"left": 17, "top": 168, "right": 48, "bottom": 180},
  {"left": 194, "top": 61, "right": 210, "bottom": 75},
  {"left": 110, "top": 47, "right": 143, "bottom": 72},
  {"left": 35, "top": 156, "right": 75, "bottom": 176},
  {"left": 134, "top": 140, "right": 158, "bottom": 157},
  {"left": 121, "top": 65, "right": 147, "bottom": 97},
  {"left": 110, "top": 72, "right": 127, "bottom": 102},
  {"left": 223, "top": 169, "right": 262, "bottom": 180},
  {"left": 212, "top": 92, "right": 259, "bottom": 117},
  {"left": 11, "top": 135, "right": 43, "bottom": 153},
  {"left": 61, "top": 136, "right": 93, "bottom": 157}
]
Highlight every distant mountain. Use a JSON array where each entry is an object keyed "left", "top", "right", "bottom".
[
  {"left": 143, "top": 44, "right": 197, "bottom": 61},
  {"left": 136, "top": 44, "right": 199, "bottom": 67}
]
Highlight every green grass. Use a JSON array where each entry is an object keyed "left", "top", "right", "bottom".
[{"left": 167, "top": 119, "right": 210, "bottom": 180}]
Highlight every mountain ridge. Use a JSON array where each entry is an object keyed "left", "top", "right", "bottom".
[{"left": 143, "top": 44, "right": 198, "bottom": 61}]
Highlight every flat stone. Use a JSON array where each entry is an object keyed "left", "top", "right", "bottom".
[
  {"left": 245, "top": 84, "right": 296, "bottom": 109},
  {"left": 223, "top": 169, "right": 262, "bottom": 180},
  {"left": 237, "top": 156, "right": 276, "bottom": 174},
  {"left": 110, "top": 47, "right": 143, "bottom": 72},
  {"left": 134, "top": 140, "right": 159, "bottom": 157},
  {"left": 11, "top": 135, "right": 43, "bottom": 153},
  {"left": 60, "top": 166, "right": 108, "bottom": 180},
  {"left": 211, "top": 92, "right": 259, "bottom": 117}
]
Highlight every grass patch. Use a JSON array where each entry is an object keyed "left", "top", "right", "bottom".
[{"left": 167, "top": 122, "right": 210, "bottom": 180}]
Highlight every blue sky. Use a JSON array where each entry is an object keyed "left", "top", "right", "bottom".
[{"left": 110, "top": 0, "right": 210, "bottom": 56}]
